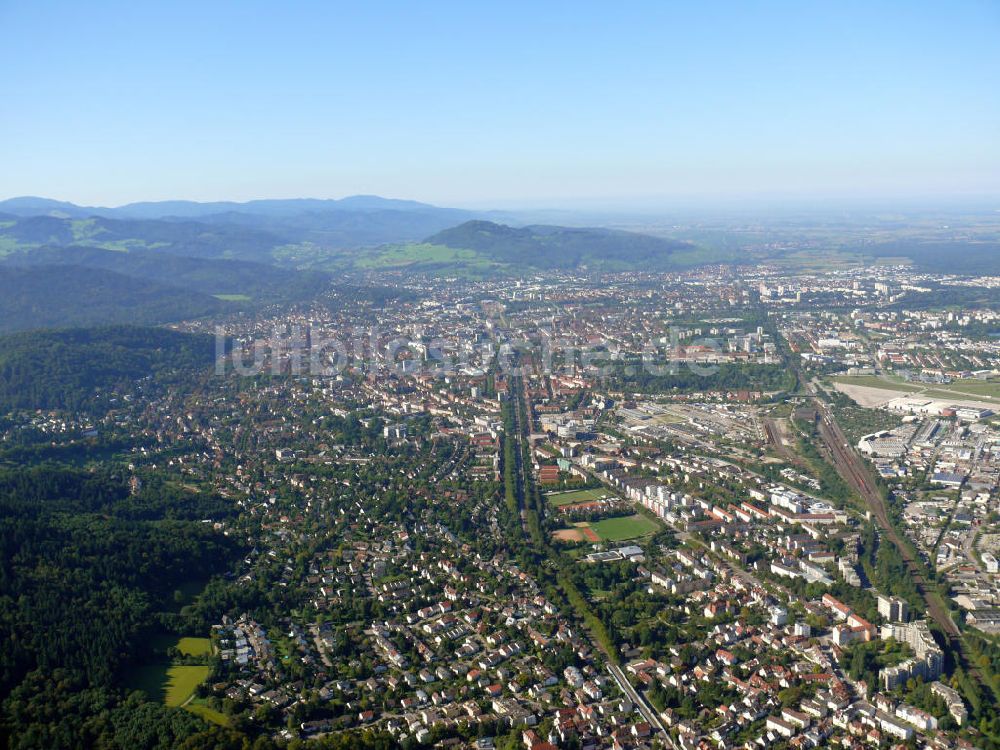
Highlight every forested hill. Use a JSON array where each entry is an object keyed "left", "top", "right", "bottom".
[
  {"left": 0, "top": 265, "right": 226, "bottom": 333},
  {"left": 4, "top": 245, "right": 332, "bottom": 305},
  {"left": 424, "top": 220, "right": 693, "bottom": 271},
  {"left": 0, "top": 326, "right": 219, "bottom": 412}
]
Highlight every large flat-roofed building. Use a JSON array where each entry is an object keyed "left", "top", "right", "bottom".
[
  {"left": 877, "top": 594, "right": 909, "bottom": 623},
  {"left": 880, "top": 621, "right": 943, "bottom": 690}
]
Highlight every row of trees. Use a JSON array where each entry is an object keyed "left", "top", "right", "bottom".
[{"left": 606, "top": 361, "right": 796, "bottom": 394}]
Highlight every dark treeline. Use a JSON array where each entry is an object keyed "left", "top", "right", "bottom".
[
  {"left": 605, "top": 361, "right": 796, "bottom": 394},
  {"left": 864, "top": 242, "right": 1000, "bottom": 276},
  {"left": 886, "top": 281, "right": 1000, "bottom": 312},
  {"left": 857, "top": 525, "right": 924, "bottom": 616}
]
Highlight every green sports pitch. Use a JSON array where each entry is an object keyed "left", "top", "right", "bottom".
[
  {"left": 546, "top": 488, "right": 611, "bottom": 507},
  {"left": 589, "top": 514, "right": 660, "bottom": 541}
]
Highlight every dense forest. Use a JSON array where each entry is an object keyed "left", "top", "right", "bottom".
[
  {"left": 4, "top": 246, "right": 331, "bottom": 306},
  {"left": 0, "top": 457, "right": 405, "bottom": 749},
  {"left": 0, "top": 463, "right": 244, "bottom": 748},
  {"left": 0, "top": 266, "right": 227, "bottom": 334},
  {"left": 0, "top": 326, "right": 219, "bottom": 412}
]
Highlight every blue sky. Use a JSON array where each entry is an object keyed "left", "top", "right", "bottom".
[{"left": 1, "top": 1, "right": 998, "bottom": 207}]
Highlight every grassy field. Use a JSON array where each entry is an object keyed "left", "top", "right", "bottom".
[
  {"left": 924, "top": 380, "right": 1000, "bottom": 402},
  {"left": 213, "top": 293, "right": 252, "bottom": 302},
  {"left": 126, "top": 663, "right": 209, "bottom": 706},
  {"left": 946, "top": 380, "right": 1000, "bottom": 398},
  {"left": 830, "top": 375, "right": 922, "bottom": 393},
  {"left": 94, "top": 239, "right": 167, "bottom": 252},
  {"left": 124, "top": 634, "right": 216, "bottom": 719},
  {"left": 547, "top": 488, "right": 610, "bottom": 507},
  {"left": 0, "top": 237, "right": 29, "bottom": 257},
  {"left": 164, "top": 664, "right": 208, "bottom": 706},
  {"left": 70, "top": 218, "right": 103, "bottom": 241},
  {"left": 355, "top": 243, "right": 471, "bottom": 267},
  {"left": 176, "top": 637, "right": 212, "bottom": 657},
  {"left": 355, "top": 243, "right": 502, "bottom": 277},
  {"left": 163, "top": 666, "right": 210, "bottom": 706},
  {"left": 185, "top": 697, "right": 231, "bottom": 726},
  {"left": 589, "top": 513, "right": 660, "bottom": 541},
  {"left": 771, "top": 249, "right": 871, "bottom": 271},
  {"left": 832, "top": 375, "right": 1000, "bottom": 404}
]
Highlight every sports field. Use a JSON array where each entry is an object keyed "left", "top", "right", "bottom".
[
  {"left": 588, "top": 514, "right": 660, "bottom": 541},
  {"left": 546, "top": 488, "right": 610, "bottom": 507}
]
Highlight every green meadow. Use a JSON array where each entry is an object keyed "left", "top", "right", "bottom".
[
  {"left": 590, "top": 513, "right": 660, "bottom": 541},
  {"left": 123, "top": 635, "right": 221, "bottom": 722},
  {"left": 547, "top": 487, "right": 610, "bottom": 506}
]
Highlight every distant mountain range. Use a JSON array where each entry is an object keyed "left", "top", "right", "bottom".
[
  {"left": 0, "top": 195, "right": 478, "bottom": 255},
  {"left": 0, "top": 196, "right": 703, "bottom": 280},
  {"left": 0, "top": 194, "right": 465, "bottom": 220},
  {"left": 0, "top": 195, "right": 702, "bottom": 331},
  {"left": 2, "top": 195, "right": 997, "bottom": 334},
  {"left": 0, "top": 196, "right": 462, "bottom": 330}
]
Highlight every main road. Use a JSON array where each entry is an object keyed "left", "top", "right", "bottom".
[{"left": 504, "top": 362, "right": 673, "bottom": 745}]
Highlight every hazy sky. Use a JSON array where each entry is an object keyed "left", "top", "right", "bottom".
[{"left": 1, "top": 1, "right": 998, "bottom": 208}]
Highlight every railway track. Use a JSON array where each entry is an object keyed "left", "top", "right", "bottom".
[
  {"left": 764, "top": 416, "right": 797, "bottom": 464},
  {"left": 806, "top": 388, "right": 975, "bottom": 675}
]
